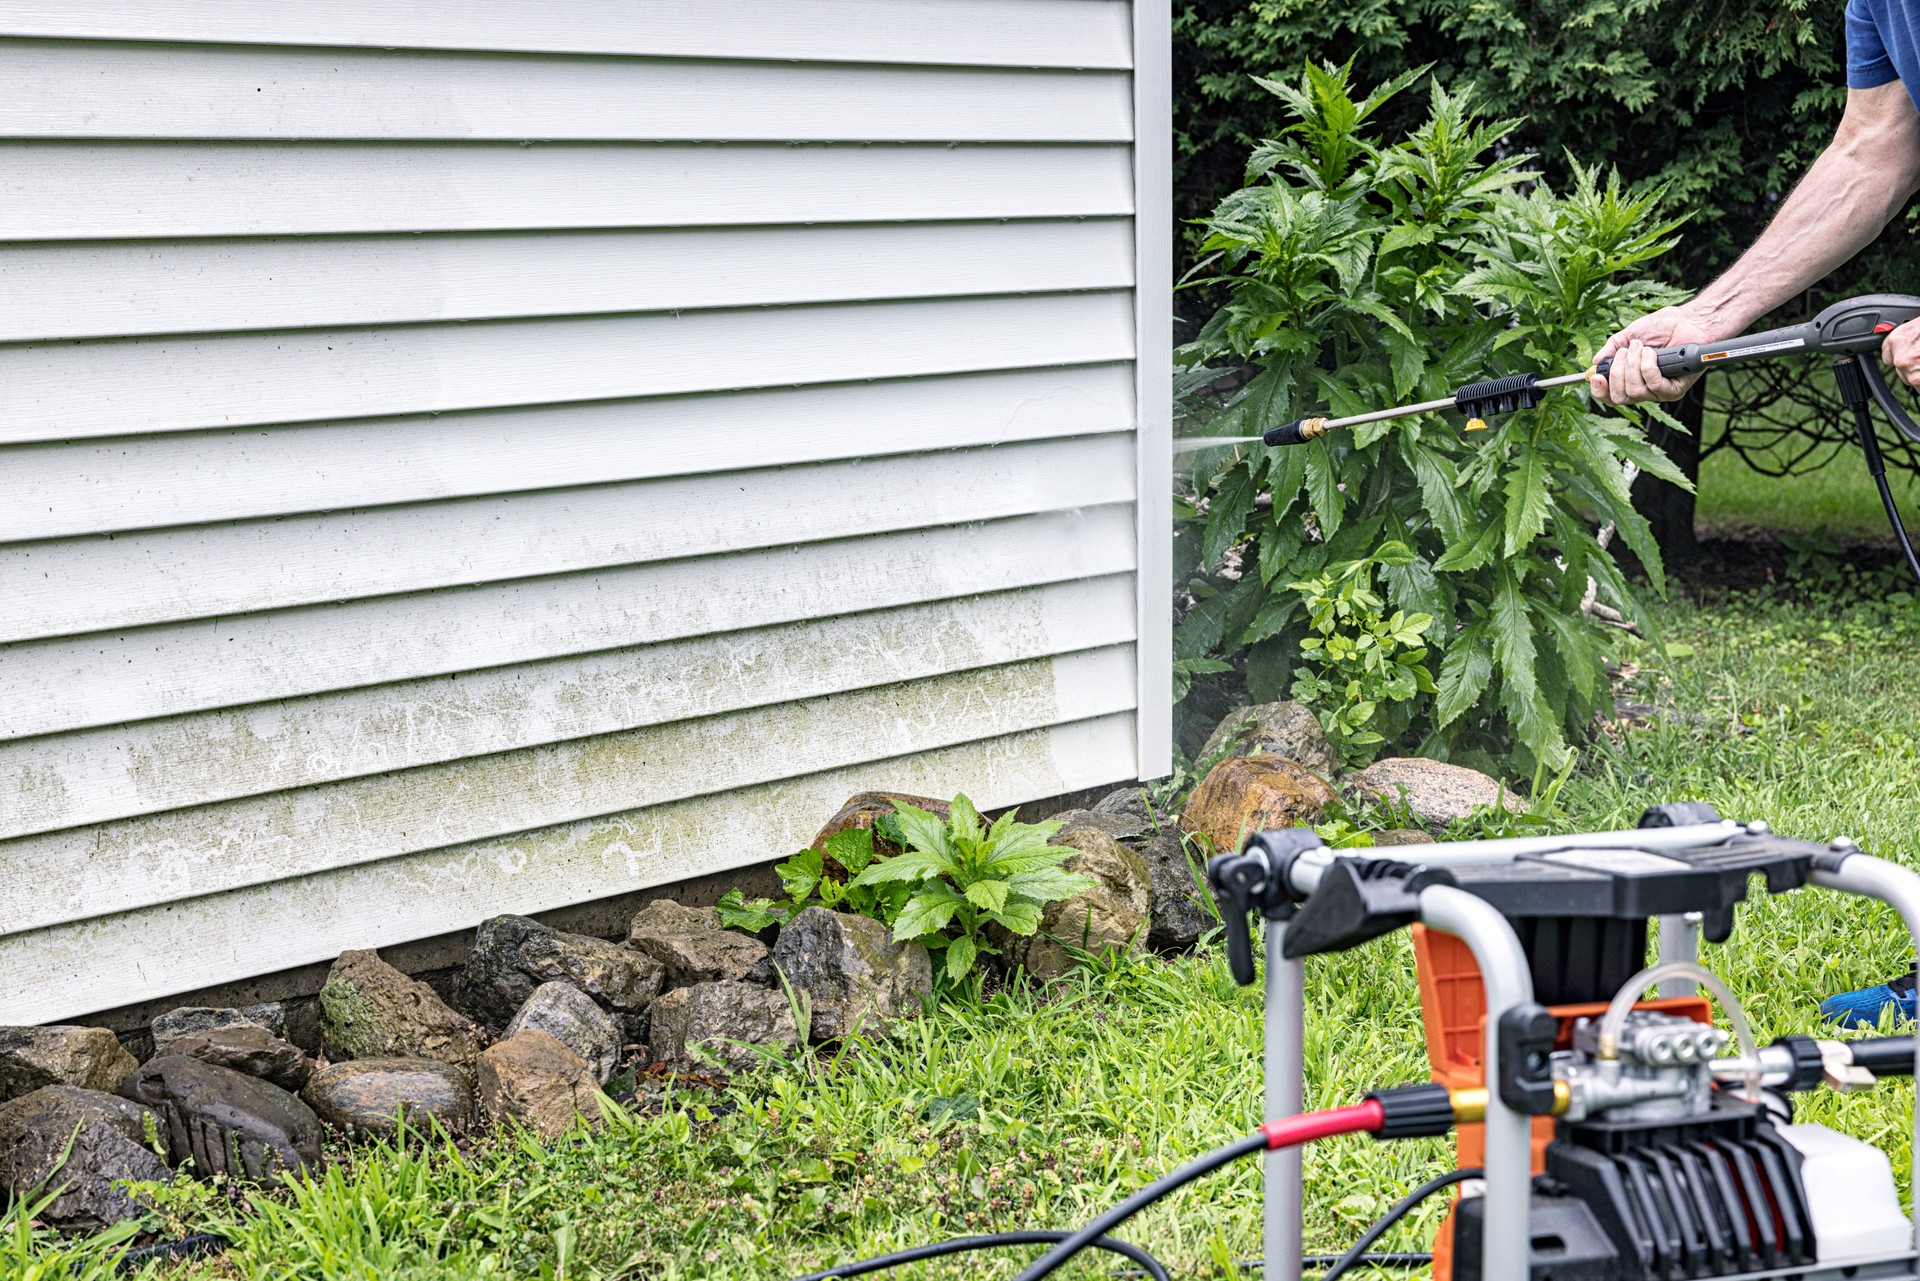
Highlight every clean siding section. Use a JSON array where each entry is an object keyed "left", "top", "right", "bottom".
[{"left": 0, "top": 0, "right": 1171, "bottom": 1023}]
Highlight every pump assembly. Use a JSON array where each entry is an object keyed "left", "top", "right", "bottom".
[{"left": 798, "top": 806, "right": 1920, "bottom": 1281}]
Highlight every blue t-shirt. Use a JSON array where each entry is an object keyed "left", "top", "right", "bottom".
[{"left": 1848, "top": 0, "right": 1920, "bottom": 109}]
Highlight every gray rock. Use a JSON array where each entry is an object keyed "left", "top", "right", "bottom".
[
  {"left": 1199, "top": 701, "right": 1337, "bottom": 779},
  {"left": 302, "top": 1058, "right": 474, "bottom": 1137},
  {"left": 1135, "top": 829, "right": 1214, "bottom": 950},
  {"left": 457, "top": 916, "right": 663, "bottom": 1039},
  {"left": 503, "top": 982, "right": 622, "bottom": 1084},
  {"left": 1046, "top": 807, "right": 1152, "bottom": 845},
  {"left": 769, "top": 907, "right": 932, "bottom": 1042},
  {"left": 0, "top": 1086, "right": 172, "bottom": 1230},
  {"left": 120, "top": 1056, "right": 321, "bottom": 1182},
  {"left": 648, "top": 981, "right": 799, "bottom": 1073},
  {"left": 996, "top": 827, "right": 1151, "bottom": 982},
  {"left": 0, "top": 1026, "right": 138, "bottom": 1102},
  {"left": 625, "top": 900, "right": 770, "bottom": 987},
  {"left": 152, "top": 1003, "right": 286, "bottom": 1054},
  {"left": 1345, "top": 757, "right": 1521, "bottom": 830},
  {"left": 163, "top": 1024, "right": 314, "bottom": 1093},
  {"left": 320, "top": 950, "right": 481, "bottom": 1067},
  {"left": 1092, "top": 787, "right": 1151, "bottom": 821}
]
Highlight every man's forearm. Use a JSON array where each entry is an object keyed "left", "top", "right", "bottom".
[{"left": 1687, "top": 87, "right": 1920, "bottom": 337}]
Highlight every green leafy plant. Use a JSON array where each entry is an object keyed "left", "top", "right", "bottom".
[
  {"left": 1176, "top": 62, "right": 1688, "bottom": 775},
  {"left": 851, "top": 796, "right": 1092, "bottom": 985},
  {"left": 1286, "top": 541, "right": 1437, "bottom": 764},
  {"left": 716, "top": 828, "right": 909, "bottom": 933}
]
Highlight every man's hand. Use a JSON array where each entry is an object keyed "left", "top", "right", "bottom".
[
  {"left": 1883, "top": 316, "right": 1920, "bottom": 389},
  {"left": 1588, "top": 306, "right": 1718, "bottom": 407}
]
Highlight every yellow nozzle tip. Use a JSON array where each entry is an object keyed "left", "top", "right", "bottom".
[{"left": 1465, "top": 417, "right": 1489, "bottom": 432}]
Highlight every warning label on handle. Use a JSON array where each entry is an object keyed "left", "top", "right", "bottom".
[{"left": 1702, "top": 337, "right": 1806, "bottom": 362}]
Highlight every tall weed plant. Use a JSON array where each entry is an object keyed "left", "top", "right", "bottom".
[{"left": 1177, "top": 63, "right": 1688, "bottom": 775}]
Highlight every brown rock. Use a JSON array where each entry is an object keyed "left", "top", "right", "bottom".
[
  {"left": 648, "top": 981, "right": 799, "bottom": 1073},
  {"left": 0, "top": 1026, "right": 137, "bottom": 1102},
  {"left": 152, "top": 1004, "right": 286, "bottom": 1054},
  {"left": 1180, "top": 754, "right": 1338, "bottom": 852},
  {"left": 625, "top": 900, "right": 769, "bottom": 987},
  {"left": 475, "top": 1030, "right": 603, "bottom": 1140},
  {"left": 303, "top": 1058, "right": 474, "bottom": 1136},
  {"left": 998, "top": 827, "right": 1152, "bottom": 982},
  {"left": 0, "top": 1086, "right": 172, "bottom": 1230},
  {"left": 320, "top": 949, "right": 481, "bottom": 1068},
  {"left": 769, "top": 907, "right": 933, "bottom": 1041},
  {"left": 1198, "top": 701, "right": 1337, "bottom": 779},
  {"left": 120, "top": 1056, "right": 322, "bottom": 1182},
  {"left": 1346, "top": 758, "right": 1521, "bottom": 830},
  {"left": 164, "top": 1025, "right": 313, "bottom": 1093},
  {"left": 809, "top": 792, "right": 953, "bottom": 868}
]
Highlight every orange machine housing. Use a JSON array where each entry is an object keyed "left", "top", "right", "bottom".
[{"left": 1412, "top": 924, "right": 1714, "bottom": 1281}]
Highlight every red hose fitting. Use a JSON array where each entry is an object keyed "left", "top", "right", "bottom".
[{"left": 1258, "top": 1100, "right": 1386, "bottom": 1150}]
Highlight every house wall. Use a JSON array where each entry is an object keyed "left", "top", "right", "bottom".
[{"left": 0, "top": 0, "right": 1172, "bottom": 1024}]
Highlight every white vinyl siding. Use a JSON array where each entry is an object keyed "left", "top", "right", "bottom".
[{"left": 0, "top": 0, "right": 1171, "bottom": 1024}]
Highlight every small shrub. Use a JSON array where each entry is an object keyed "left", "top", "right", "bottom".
[
  {"left": 717, "top": 827, "right": 908, "bottom": 933},
  {"left": 1176, "top": 61, "right": 1688, "bottom": 775},
  {"left": 852, "top": 796, "right": 1092, "bottom": 986},
  {"left": 1286, "top": 541, "right": 1436, "bottom": 766}
]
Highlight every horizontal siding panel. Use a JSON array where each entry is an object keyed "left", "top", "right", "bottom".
[
  {"left": 0, "top": 291, "right": 1137, "bottom": 445},
  {"left": 1, "top": 646, "right": 1136, "bottom": 936},
  {"left": 0, "top": 42, "right": 1132, "bottom": 142},
  {"left": 0, "top": 1, "right": 1132, "bottom": 69},
  {"left": 0, "top": 142, "right": 1135, "bottom": 242},
  {"left": 2, "top": 436, "right": 1138, "bottom": 643},
  {"left": 0, "top": 220, "right": 1134, "bottom": 343},
  {"left": 1, "top": 366, "right": 1135, "bottom": 543},
  {"left": 3, "top": 577, "right": 1136, "bottom": 840},
  {"left": 0, "top": 714, "right": 1136, "bottom": 1025},
  {"left": 0, "top": 505, "right": 1137, "bottom": 741}
]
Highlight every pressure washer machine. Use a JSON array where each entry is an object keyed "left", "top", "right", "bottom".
[
  {"left": 802, "top": 806, "right": 1920, "bottom": 1281},
  {"left": 1211, "top": 803, "right": 1920, "bottom": 1281}
]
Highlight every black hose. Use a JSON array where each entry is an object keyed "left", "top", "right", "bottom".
[
  {"left": 1853, "top": 359, "right": 1920, "bottom": 586},
  {"left": 1848, "top": 1034, "right": 1918, "bottom": 1076},
  {"left": 117, "top": 1233, "right": 229, "bottom": 1272},
  {"left": 1011, "top": 1132, "right": 1270, "bottom": 1281},
  {"left": 1318, "top": 1168, "right": 1480, "bottom": 1281},
  {"left": 790, "top": 1230, "right": 1171, "bottom": 1281}
]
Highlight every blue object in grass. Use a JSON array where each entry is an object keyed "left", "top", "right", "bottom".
[{"left": 1821, "top": 964, "right": 1918, "bottom": 1029}]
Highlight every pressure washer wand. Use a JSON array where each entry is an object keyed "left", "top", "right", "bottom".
[{"left": 1173, "top": 293, "right": 1920, "bottom": 454}]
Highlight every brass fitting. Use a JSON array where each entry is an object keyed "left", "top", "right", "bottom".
[
  {"left": 1298, "top": 416, "right": 1331, "bottom": 440},
  {"left": 1447, "top": 1082, "right": 1570, "bottom": 1123}
]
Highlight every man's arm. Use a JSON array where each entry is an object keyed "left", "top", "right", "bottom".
[{"left": 1592, "top": 80, "right": 1920, "bottom": 406}]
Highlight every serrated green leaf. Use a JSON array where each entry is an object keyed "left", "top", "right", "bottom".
[
  {"left": 990, "top": 900, "right": 1045, "bottom": 936},
  {"left": 944, "top": 934, "right": 980, "bottom": 982},
  {"left": 963, "top": 879, "right": 1011, "bottom": 913},
  {"left": 1303, "top": 441, "right": 1345, "bottom": 537},
  {"left": 1502, "top": 448, "right": 1551, "bottom": 555},
  {"left": 1203, "top": 463, "right": 1259, "bottom": 568},
  {"left": 1005, "top": 867, "right": 1096, "bottom": 902}
]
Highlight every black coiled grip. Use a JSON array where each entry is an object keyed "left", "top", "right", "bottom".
[{"left": 1454, "top": 371, "right": 1543, "bottom": 422}]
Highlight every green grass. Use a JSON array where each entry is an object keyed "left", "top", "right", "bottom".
[
  {"left": 21, "top": 591, "right": 1920, "bottom": 1281},
  {"left": 1696, "top": 440, "right": 1920, "bottom": 542}
]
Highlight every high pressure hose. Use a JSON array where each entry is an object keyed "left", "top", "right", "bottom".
[{"left": 1007, "top": 1102, "right": 1391, "bottom": 1281}]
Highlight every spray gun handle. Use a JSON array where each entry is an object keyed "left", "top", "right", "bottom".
[
  {"left": 1207, "top": 850, "right": 1269, "bottom": 985},
  {"left": 1591, "top": 296, "right": 1920, "bottom": 381}
]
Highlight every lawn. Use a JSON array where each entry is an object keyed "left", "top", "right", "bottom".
[{"left": 16, "top": 469, "right": 1920, "bottom": 1281}]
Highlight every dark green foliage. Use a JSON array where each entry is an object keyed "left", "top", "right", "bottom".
[
  {"left": 1175, "top": 0, "right": 1918, "bottom": 522},
  {"left": 1177, "top": 64, "right": 1687, "bottom": 774}
]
